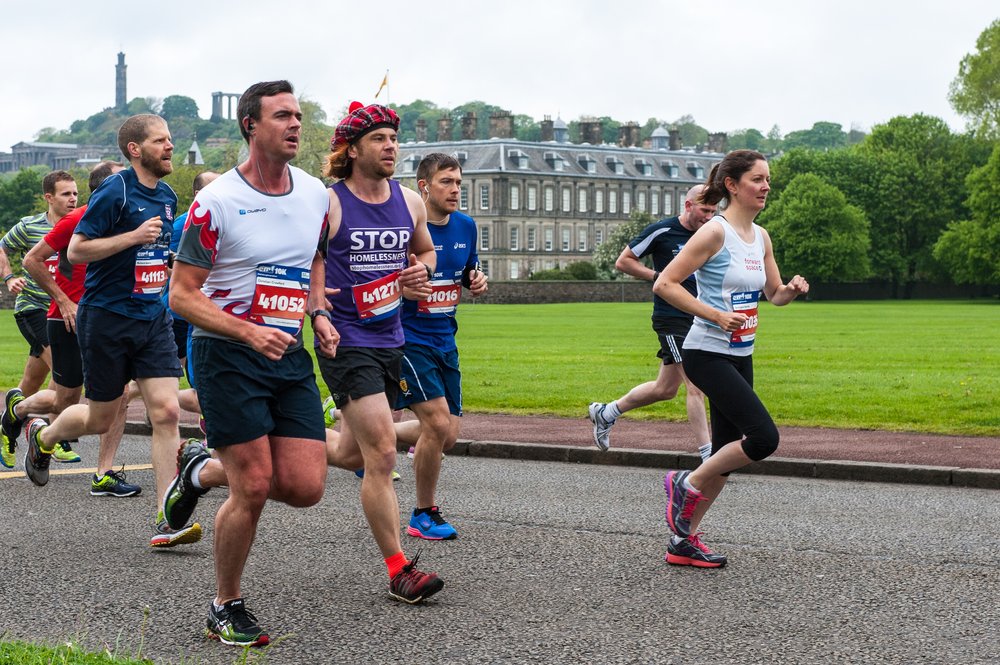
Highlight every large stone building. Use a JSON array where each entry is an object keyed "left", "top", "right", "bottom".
[
  {"left": 394, "top": 112, "right": 725, "bottom": 280},
  {"left": 0, "top": 141, "right": 112, "bottom": 173}
]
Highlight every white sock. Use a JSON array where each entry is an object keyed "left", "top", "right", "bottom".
[
  {"left": 682, "top": 474, "right": 697, "bottom": 492},
  {"left": 605, "top": 401, "right": 622, "bottom": 420},
  {"left": 698, "top": 443, "right": 712, "bottom": 462},
  {"left": 189, "top": 458, "right": 210, "bottom": 489}
]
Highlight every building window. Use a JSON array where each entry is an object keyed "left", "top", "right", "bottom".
[
  {"left": 460, "top": 186, "right": 468, "bottom": 210},
  {"left": 527, "top": 227, "right": 537, "bottom": 251},
  {"left": 578, "top": 188, "right": 587, "bottom": 213},
  {"left": 637, "top": 190, "right": 647, "bottom": 213},
  {"left": 595, "top": 189, "right": 604, "bottom": 214},
  {"left": 544, "top": 228, "right": 553, "bottom": 252},
  {"left": 664, "top": 192, "right": 673, "bottom": 215},
  {"left": 651, "top": 189, "right": 659, "bottom": 216},
  {"left": 561, "top": 228, "right": 570, "bottom": 252},
  {"left": 544, "top": 186, "right": 554, "bottom": 212},
  {"left": 577, "top": 228, "right": 587, "bottom": 252},
  {"left": 527, "top": 185, "right": 537, "bottom": 211},
  {"left": 481, "top": 260, "right": 489, "bottom": 276},
  {"left": 609, "top": 189, "right": 618, "bottom": 214},
  {"left": 480, "top": 226, "right": 490, "bottom": 251},
  {"left": 623, "top": 191, "right": 631, "bottom": 215},
  {"left": 510, "top": 261, "right": 519, "bottom": 280},
  {"left": 561, "top": 187, "right": 571, "bottom": 213},
  {"left": 595, "top": 228, "right": 604, "bottom": 245},
  {"left": 510, "top": 226, "right": 520, "bottom": 251},
  {"left": 480, "top": 185, "right": 490, "bottom": 210},
  {"left": 510, "top": 185, "right": 520, "bottom": 211}
]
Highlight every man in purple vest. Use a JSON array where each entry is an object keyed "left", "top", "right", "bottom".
[{"left": 313, "top": 101, "right": 444, "bottom": 604}]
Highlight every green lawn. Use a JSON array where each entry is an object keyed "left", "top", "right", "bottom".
[{"left": 1, "top": 300, "right": 996, "bottom": 436}]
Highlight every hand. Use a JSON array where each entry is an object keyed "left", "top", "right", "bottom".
[
  {"left": 787, "top": 275, "right": 809, "bottom": 295},
  {"left": 402, "top": 283, "right": 432, "bottom": 300},
  {"left": 247, "top": 325, "right": 296, "bottom": 361},
  {"left": 468, "top": 268, "right": 488, "bottom": 297},
  {"left": 399, "top": 253, "right": 429, "bottom": 289},
  {"left": 312, "top": 315, "right": 340, "bottom": 358},
  {"left": 715, "top": 311, "right": 749, "bottom": 333},
  {"left": 6, "top": 276, "right": 25, "bottom": 295},
  {"left": 134, "top": 215, "right": 163, "bottom": 245},
  {"left": 61, "top": 301, "right": 78, "bottom": 333}
]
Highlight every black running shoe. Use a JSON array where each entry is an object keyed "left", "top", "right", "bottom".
[
  {"left": 1, "top": 388, "right": 25, "bottom": 446},
  {"left": 162, "top": 438, "right": 211, "bottom": 530},
  {"left": 24, "top": 418, "right": 52, "bottom": 487},
  {"left": 206, "top": 598, "right": 270, "bottom": 647}
]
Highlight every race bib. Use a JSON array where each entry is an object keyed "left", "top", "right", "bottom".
[
  {"left": 248, "top": 264, "right": 309, "bottom": 335},
  {"left": 132, "top": 247, "right": 169, "bottom": 299},
  {"left": 44, "top": 253, "right": 58, "bottom": 278},
  {"left": 730, "top": 291, "right": 760, "bottom": 348},
  {"left": 417, "top": 280, "right": 461, "bottom": 317},
  {"left": 352, "top": 271, "right": 401, "bottom": 323}
]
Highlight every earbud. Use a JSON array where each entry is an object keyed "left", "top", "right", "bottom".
[
  {"left": 422, "top": 187, "right": 429, "bottom": 195},
  {"left": 247, "top": 121, "right": 255, "bottom": 131}
]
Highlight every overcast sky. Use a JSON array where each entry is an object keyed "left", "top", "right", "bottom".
[{"left": 3, "top": 1, "right": 996, "bottom": 152}]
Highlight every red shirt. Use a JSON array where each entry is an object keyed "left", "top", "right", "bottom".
[{"left": 43, "top": 206, "right": 88, "bottom": 319}]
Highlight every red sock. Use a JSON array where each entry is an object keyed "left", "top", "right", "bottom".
[{"left": 385, "top": 551, "right": 408, "bottom": 579}]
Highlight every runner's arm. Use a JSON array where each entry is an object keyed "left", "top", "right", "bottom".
[
  {"left": 615, "top": 245, "right": 657, "bottom": 281},
  {"left": 23, "top": 239, "right": 76, "bottom": 332},
  {"left": 67, "top": 215, "right": 164, "bottom": 264}
]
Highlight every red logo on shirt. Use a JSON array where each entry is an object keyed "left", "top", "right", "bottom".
[{"left": 187, "top": 201, "right": 219, "bottom": 264}]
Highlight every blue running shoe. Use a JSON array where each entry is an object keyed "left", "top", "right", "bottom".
[
  {"left": 664, "top": 470, "right": 707, "bottom": 539},
  {"left": 407, "top": 506, "right": 457, "bottom": 540}
]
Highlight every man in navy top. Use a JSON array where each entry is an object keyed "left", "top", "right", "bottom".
[{"left": 22, "top": 114, "right": 195, "bottom": 548}]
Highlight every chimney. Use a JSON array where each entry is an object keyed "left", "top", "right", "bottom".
[
  {"left": 617, "top": 125, "right": 629, "bottom": 147},
  {"left": 489, "top": 110, "right": 514, "bottom": 139},
  {"left": 628, "top": 122, "right": 641, "bottom": 148},
  {"left": 668, "top": 128, "right": 681, "bottom": 151},
  {"left": 578, "top": 117, "right": 602, "bottom": 144},
  {"left": 618, "top": 122, "right": 640, "bottom": 147},
  {"left": 540, "top": 116, "right": 554, "bottom": 142},
  {"left": 461, "top": 112, "right": 478, "bottom": 140},
  {"left": 708, "top": 132, "right": 728, "bottom": 153},
  {"left": 415, "top": 119, "right": 427, "bottom": 143},
  {"left": 437, "top": 116, "right": 453, "bottom": 141}
]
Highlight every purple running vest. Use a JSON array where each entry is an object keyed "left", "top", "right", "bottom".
[{"left": 324, "top": 180, "right": 414, "bottom": 347}]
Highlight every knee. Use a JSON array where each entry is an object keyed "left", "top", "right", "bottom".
[
  {"left": 239, "top": 474, "right": 273, "bottom": 509},
  {"left": 280, "top": 481, "right": 325, "bottom": 508},
  {"left": 148, "top": 402, "right": 180, "bottom": 428},
  {"left": 740, "top": 422, "right": 779, "bottom": 461},
  {"left": 366, "top": 446, "right": 398, "bottom": 476}
]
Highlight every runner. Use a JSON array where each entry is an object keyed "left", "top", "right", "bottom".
[
  {"left": 0, "top": 170, "right": 79, "bottom": 466},
  {"left": 167, "top": 80, "right": 332, "bottom": 648},
  {"left": 19, "top": 114, "right": 196, "bottom": 547},
  {"left": 389, "top": 152, "right": 487, "bottom": 540},
  {"left": 655, "top": 150, "right": 809, "bottom": 568},
  {"left": 317, "top": 101, "right": 445, "bottom": 603},
  {"left": 588, "top": 185, "right": 715, "bottom": 458},
  {"left": 4, "top": 161, "right": 139, "bottom": 496}
]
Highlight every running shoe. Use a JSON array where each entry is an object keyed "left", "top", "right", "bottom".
[
  {"left": 1, "top": 388, "right": 26, "bottom": 447},
  {"left": 150, "top": 517, "right": 202, "bottom": 548},
  {"left": 23, "top": 418, "right": 52, "bottom": 487},
  {"left": 664, "top": 470, "right": 707, "bottom": 539},
  {"left": 198, "top": 416, "right": 207, "bottom": 436},
  {"left": 162, "top": 439, "right": 211, "bottom": 530},
  {"left": 91, "top": 469, "right": 142, "bottom": 497},
  {"left": 665, "top": 533, "right": 727, "bottom": 568},
  {"left": 587, "top": 402, "right": 615, "bottom": 451},
  {"left": 354, "top": 468, "right": 401, "bottom": 481},
  {"left": 322, "top": 396, "right": 337, "bottom": 428},
  {"left": 407, "top": 506, "right": 457, "bottom": 540},
  {"left": 206, "top": 598, "right": 270, "bottom": 647},
  {"left": 0, "top": 430, "right": 14, "bottom": 469},
  {"left": 388, "top": 552, "right": 444, "bottom": 604},
  {"left": 52, "top": 440, "right": 81, "bottom": 463}
]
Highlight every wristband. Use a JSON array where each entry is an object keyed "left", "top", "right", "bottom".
[
  {"left": 652, "top": 271, "right": 660, "bottom": 282},
  {"left": 310, "top": 309, "right": 332, "bottom": 324},
  {"left": 3, "top": 274, "right": 13, "bottom": 283},
  {"left": 424, "top": 264, "right": 433, "bottom": 282}
]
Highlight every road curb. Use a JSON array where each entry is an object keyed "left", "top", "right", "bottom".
[{"left": 125, "top": 423, "right": 1000, "bottom": 490}]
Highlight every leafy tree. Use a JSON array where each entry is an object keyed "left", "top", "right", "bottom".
[
  {"left": 592, "top": 211, "right": 654, "bottom": 279},
  {"left": 514, "top": 114, "right": 541, "bottom": 142},
  {"left": 933, "top": 143, "right": 1000, "bottom": 285},
  {"left": 565, "top": 261, "right": 598, "bottom": 280},
  {"left": 673, "top": 115, "right": 708, "bottom": 147},
  {"left": 949, "top": 18, "right": 1000, "bottom": 138},
  {"left": 782, "top": 122, "right": 847, "bottom": 151},
  {"left": 528, "top": 266, "right": 572, "bottom": 280},
  {"left": 0, "top": 167, "right": 46, "bottom": 232},
  {"left": 728, "top": 128, "right": 766, "bottom": 151},
  {"left": 160, "top": 95, "right": 200, "bottom": 121},
  {"left": 759, "top": 173, "right": 870, "bottom": 282},
  {"left": 292, "top": 97, "right": 334, "bottom": 179}
]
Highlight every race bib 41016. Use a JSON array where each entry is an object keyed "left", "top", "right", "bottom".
[
  {"left": 248, "top": 264, "right": 309, "bottom": 335},
  {"left": 417, "top": 280, "right": 461, "bottom": 317}
]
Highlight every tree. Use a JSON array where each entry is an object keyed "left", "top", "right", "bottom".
[
  {"left": 0, "top": 167, "right": 46, "bottom": 232},
  {"left": 759, "top": 173, "right": 871, "bottom": 282},
  {"left": 782, "top": 121, "right": 847, "bottom": 151},
  {"left": 565, "top": 261, "right": 598, "bottom": 280},
  {"left": 728, "top": 128, "right": 766, "bottom": 151},
  {"left": 933, "top": 142, "right": 1000, "bottom": 285},
  {"left": 292, "top": 97, "right": 334, "bottom": 179},
  {"left": 160, "top": 95, "right": 200, "bottom": 121},
  {"left": 591, "top": 211, "right": 654, "bottom": 279},
  {"left": 949, "top": 18, "right": 1000, "bottom": 138}
]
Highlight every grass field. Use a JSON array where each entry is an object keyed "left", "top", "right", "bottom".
[{"left": 0, "top": 300, "right": 996, "bottom": 436}]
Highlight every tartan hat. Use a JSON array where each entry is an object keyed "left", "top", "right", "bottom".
[{"left": 331, "top": 101, "right": 400, "bottom": 149}]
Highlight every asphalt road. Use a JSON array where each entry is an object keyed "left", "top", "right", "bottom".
[{"left": 2, "top": 433, "right": 998, "bottom": 664}]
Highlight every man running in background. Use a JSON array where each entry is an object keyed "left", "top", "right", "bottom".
[
  {"left": 392, "top": 152, "right": 487, "bottom": 540},
  {"left": 588, "top": 185, "right": 716, "bottom": 459}
]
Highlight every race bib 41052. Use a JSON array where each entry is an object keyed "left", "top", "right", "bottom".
[
  {"left": 730, "top": 290, "right": 760, "bottom": 348},
  {"left": 248, "top": 264, "right": 309, "bottom": 335}
]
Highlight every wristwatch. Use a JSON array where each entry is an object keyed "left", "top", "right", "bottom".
[{"left": 310, "top": 309, "right": 332, "bottom": 324}]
